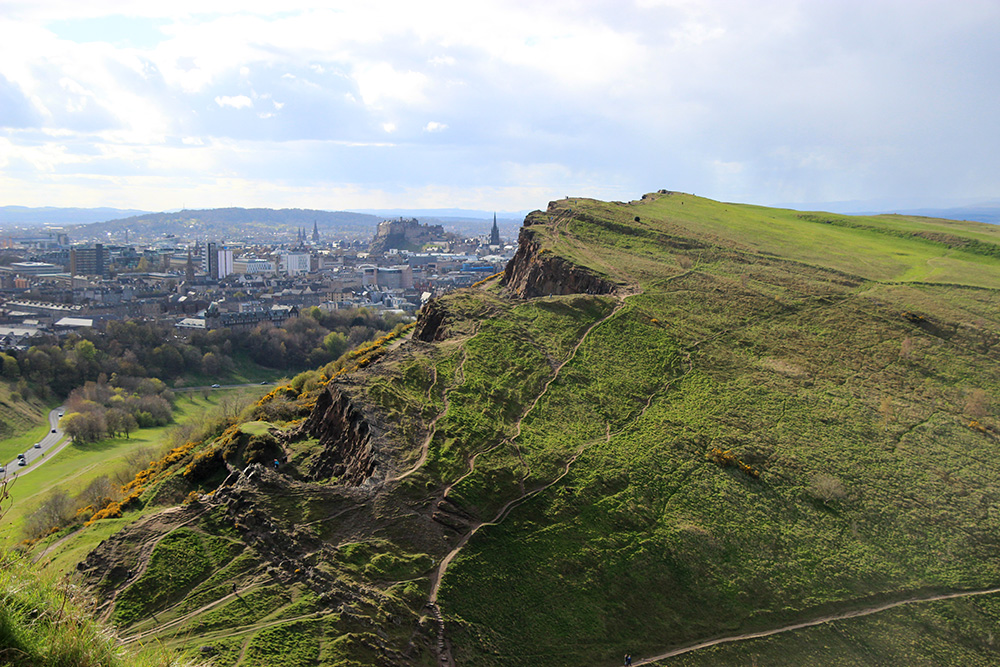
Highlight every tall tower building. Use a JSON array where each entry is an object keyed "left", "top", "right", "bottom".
[
  {"left": 312, "top": 220, "right": 320, "bottom": 243},
  {"left": 489, "top": 213, "right": 501, "bottom": 246},
  {"left": 204, "top": 242, "right": 219, "bottom": 280}
]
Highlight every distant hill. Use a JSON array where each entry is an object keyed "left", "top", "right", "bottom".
[
  {"left": 0, "top": 206, "right": 150, "bottom": 227},
  {"left": 73, "top": 207, "right": 383, "bottom": 242},
  {"left": 778, "top": 199, "right": 1000, "bottom": 225},
  {"left": 893, "top": 204, "right": 1000, "bottom": 225}
]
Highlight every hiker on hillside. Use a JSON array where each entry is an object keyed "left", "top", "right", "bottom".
[{"left": 624, "top": 654, "right": 632, "bottom": 666}]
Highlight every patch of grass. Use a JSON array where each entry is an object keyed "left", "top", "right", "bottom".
[
  {"left": 186, "top": 584, "right": 292, "bottom": 633},
  {"left": 242, "top": 619, "right": 321, "bottom": 667},
  {"left": 658, "top": 592, "right": 1000, "bottom": 666},
  {"left": 113, "top": 528, "right": 216, "bottom": 626}
]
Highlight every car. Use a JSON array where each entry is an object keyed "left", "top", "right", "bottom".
[
  {"left": 260, "top": 380, "right": 269, "bottom": 385},
  {"left": 33, "top": 443, "right": 41, "bottom": 449},
  {"left": 16, "top": 453, "right": 24, "bottom": 460},
  {"left": 0, "top": 466, "right": 5, "bottom": 473},
  {"left": 58, "top": 412, "right": 64, "bottom": 417},
  {"left": 52, "top": 428, "right": 57, "bottom": 433},
  {"left": 17, "top": 459, "right": 26, "bottom": 466},
  {"left": 211, "top": 384, "right": 221, "bottom": 388}
]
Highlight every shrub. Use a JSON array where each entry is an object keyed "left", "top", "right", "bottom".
[
  {"left": 810, "top": 473, "right": 847, "bottom": 504},
  {"left": 245, "top": 432, "right": 281, "bottom": 465}
]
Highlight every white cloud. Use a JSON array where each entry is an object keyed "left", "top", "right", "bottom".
[
  {"left": 0, "top": 1, "right": 998, "bottom": 210},
  {"left": 215, "top": 94, "right": 253, "bottom": 109},
  {"left": 353, "top": 62, "right": 428, "bottom": 108}
]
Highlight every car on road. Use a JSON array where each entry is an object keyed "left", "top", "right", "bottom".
[
  {"left": 51, "top": 428, "right": 57, "bottom": 433},
  {"left": 260, "top": 380, "right": 269, "bottom": 385},
  {"left": 33, "top": 443, "right": 41, "bottom": 448},
  {"left": 58, "top": 412, "right": 64, "bottom": 417},
  {"left": 17, "top": 453, "right": 25, "bottom": 460},
  {"left": 211, "top": 384, "right": 221, "bottom": 388},
  {"left": 17, "top": 459, "right": 26, "bottom": 466},
  {"left": 0, "top": 466, "right": 5, "bottom": 473}
]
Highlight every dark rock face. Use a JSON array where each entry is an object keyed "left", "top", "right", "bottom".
[
  {"left": 502, "top": 226, "right": 617, "bottom": 299},
  {"left": 412, "top": 297, "right": 450, "bottom": 342},
  {"left": 300, "top": 385, "right": 379, "bottom": 485}
]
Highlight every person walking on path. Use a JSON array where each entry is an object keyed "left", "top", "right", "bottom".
[{"left": 625, "top": 653, "right": 632, "bottom": 666}]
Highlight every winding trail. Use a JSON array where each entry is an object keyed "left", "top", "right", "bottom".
[
  {"left": 632, "top": 585, "right": 1000, "bottom": 665},
  {"left": 388, "top": 348, "right": 469, "bottom": 483},
  {"left": 425, "top": 292, "right": 634, "bottom": 665}
]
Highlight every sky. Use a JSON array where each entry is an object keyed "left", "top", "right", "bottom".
[{"left": 0, "top": 0, "right": 998, "bottom": 213}]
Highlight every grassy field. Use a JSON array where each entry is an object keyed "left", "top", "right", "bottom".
[{"left": 47, "top": 192, "right": 1000, "bottom": 666}]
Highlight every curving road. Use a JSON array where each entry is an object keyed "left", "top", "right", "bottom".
[{"left": 1, "top": 406, "right": 67, "bottom": 479}]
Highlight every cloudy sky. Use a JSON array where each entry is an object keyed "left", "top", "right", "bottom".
[{"left": 1, "top": 0, "right": 998, "bottom": 213}]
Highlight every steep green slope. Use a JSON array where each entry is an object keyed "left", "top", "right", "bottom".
[
  {"left": 61, "top": 192, "right": 1000, "bottom": 666},
  {"left": 0, "top": 547, "right": 202, "bottom": 667}
]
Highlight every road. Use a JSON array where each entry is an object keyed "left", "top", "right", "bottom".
[
  {"left": 0, "top": 382, "right": 273, "bottom": 478},
  {"left": 1, "top": 406, "right": 67, "bottom": 480},
  {"left": 172, "top": 381, "right": 274, "bottom": 392}
]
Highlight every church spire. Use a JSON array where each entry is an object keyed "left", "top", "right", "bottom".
[{"left": 489, "top": 212, "right": 500, "bottom": 246}]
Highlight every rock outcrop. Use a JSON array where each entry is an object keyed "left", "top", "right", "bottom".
[
  {"left": 502, "top": 219, "right": 617, "bottom": 298},
  {"left": 299, "top": 384, "right": 380, "bottom": 485},
  {"left": 369, "top": 218, "right": 451, "bottom": 253},
  {"left": 412, "top": 297, "right": 450, "bottom": 342}
]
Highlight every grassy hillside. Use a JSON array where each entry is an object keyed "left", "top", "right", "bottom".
[
  {"left": 0, "top": 546, "right": 202, "bottom": 667},
  {"left": 45, "top": 192, "right": 1000, "bottom": 666}
]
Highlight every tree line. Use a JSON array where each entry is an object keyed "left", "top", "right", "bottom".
[{"left": 0, "top": 306, "right": 404, "bottom": 399}]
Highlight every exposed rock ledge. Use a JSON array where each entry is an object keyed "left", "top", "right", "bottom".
[
  {"left": 299, "top": 384, "right": 380, "bottom": 486},
  {"left": 501, "top": 218, "right": 617, "bottom": 299}
]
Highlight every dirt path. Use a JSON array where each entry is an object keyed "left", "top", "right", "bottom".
[
  {"left": 121, "top": 571, "right": 270, "bottom": 644},
  {"left": 388, "top": 348, "right": 469, "bottom": 483},
  {"left": 632, "top": 586, "right": 1000, "bottom": 665},
  {"left": 32, "top": 525, "right": 84, "bottom": 564},
  {"left": 425, "top": 292, "right": 634, "bottom": 666}
]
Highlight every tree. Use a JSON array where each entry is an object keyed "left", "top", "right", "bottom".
[
  {"left": 323, "top": 331, "right": 349, "bottom": 358},
  {"left": 77, "top": 476, "right": 118, "bottom": 511},
  {"left": 0, "top": 353, "right": 19, "bottom": 379},
  {"left": 60, "top": 410, "right": 107, "bottom": 443},
  {"left": 74, "top": 339, "right": 97, "bottom": 363},
  {"left": 201, "top": 351, "right": 221, "bottom": 376},
  {"left": 23, "top": 489, "right": 75, "bottom": 538}
]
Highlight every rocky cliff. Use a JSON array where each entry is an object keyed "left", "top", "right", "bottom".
[
  {"left": 501, "top": 218, "right": 618, "bottom": 298},
  {"left": 299, "top": 383, "right": 381, "bottom": 485}
]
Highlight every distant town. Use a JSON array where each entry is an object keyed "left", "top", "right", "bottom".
[{"left": 0, "top": 214, "right": 514, "bottom": 351}]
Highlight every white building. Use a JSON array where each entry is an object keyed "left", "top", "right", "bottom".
[
  {"left": 280, "top": 252, "right": 311, "bottom": 276},
  {"left": 218, "top": 249, "right": 234, "bottom": 279},
  {"left": 233, "top": 258, "right": 276, "bottom": 275}
]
